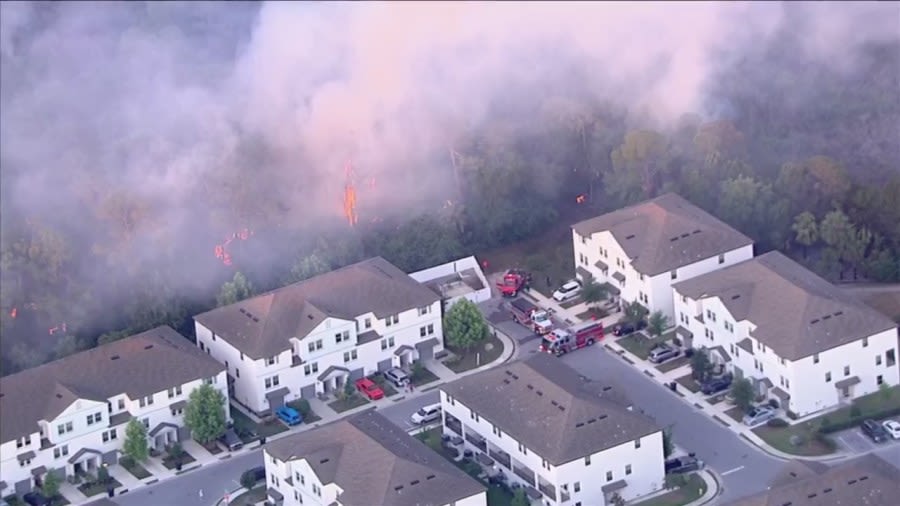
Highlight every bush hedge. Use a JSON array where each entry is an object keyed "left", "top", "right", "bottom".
[
  {"left": 766, "top": 418, "right": 789, "bottom": 428},
  {"left": 819, "top": 406, "right": 900, "bottom": 434}
]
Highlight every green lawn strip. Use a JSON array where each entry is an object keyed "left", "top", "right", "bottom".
[
  {"left": 575, "top": 307, "right": 610, "bottom": 321},
  {"left": 444, "top": 334, "right": 505, "bottom": 373},
  {"left": 370, "top": 374, "right": 400, "bottom": 397},
  {"left": 162, "top": 451, "right": 196, "bottom": 470},
  {"left": 634, "top": 474, "right": 705, "bottom": 506},
  {"left": 724, "top": 406, "right": 744, "bottom": 423},
  {"left": 328, "top": 394, "right": 370, "bottom": 413},
  {"left": 752, "top": 424, "right": 835, "bottom": 456},
  {"left": 675, "top": 374, "right": 701, "bottom": 393},
  {"left": 618, "top": 332, "right": 668, "bottom": 360},
  {"left": 656, "top": 355, "right": 690, "bottom": 373},
  {"left": 228, "top": 486, "right": 268, "bottom": 506},
  {"left": 287, "top": 399, "right": 322, "bottom": 423},
  {"left": 122, "top": 460, "right": 152, "bottom": 479},
  {"left": 78, "top": 478, "right": 123, "bottom": 497}
]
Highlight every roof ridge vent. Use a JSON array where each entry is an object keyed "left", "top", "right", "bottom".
[
  {"left": 789, "top": 472, "right": 797, "bottom": 477},
  {"left": 833, "top": 311, "right": 843, "bottom": 317},
  {"left": 551, "top": 400, "right": 559, "bottom": 406},
  {"left": 669, "top": 237, "right": 679, "bottom": 242},
  {"left": 239, "top": 308, "right": 247, "bottom": 314},
  {"left": 822, "top": 315, "right": 832, "bottom": 320},
  {"left": 807, "top": 494, "right": 817, "bottom": 499},
  {"left": 111, "top": 355, "right": 120, "bottom": 360},
  {"left": 859, "top": 476, "right": 868, "bottom": 481},
  {"left": 144, "top": 344, "right": 154, "bottom": 350},
  {"left": 320, "top": 458, "right": 330, "bottom": 464},
  {"left": 810, "top": 319, "right": 820, "bottom": 324},
  {"left": 575, "top": 422, "right": 585, "bottom": 428},
  {"left": 252, "top": 317, "right": 259, "bottom": 322},
  {"left": 394, "top": 485, "right": 404, "bottom": 491},
  {"left": 625, "top": 234, "right": 636, "bottom": 240},
  {"left": 598, "top": 414, "right": 608, "bottom": 420},
  {"left": 692, "top": 229, "right": 702, "bottom": 234},
  {"left": 558, "top": 405, "right": 565, "bottom": 411},
  {"left": 505, "top": 370, "right": 513, "bottom": 376},
  {"left": 602, "top": 386, "right": 612, "bottom": 391},
  {"left": 503, "top": 379, "right": 511, "bottom": 385},
  {"left": 526, "top": 384, "right": 534, "bottom": 390},
  {"left": 536, "top": 390, "right": 543, "bottom": 396},
  {"left": 511, "top": 374, "right": 519, "bottom": 380},
  {"left": 410, "top": 480, "right": 420, "bottom": 485},
  {"left": 587, "top": 418, "right": 597, "bottom": 424},
  {"left": 426, "top": 474, "right": 436, "bottom": 480},
  {"left": 731, "top": 294, "right": 741, "bottom": 300},
  {"left": 823, "top": 488, "right": 832, "bottom": 493},
  {"left": 680, "top": 233, "right": 689, "bottom": 238},
  {"left": 848, "top": 479, "right": 857, "bottom": 484}
]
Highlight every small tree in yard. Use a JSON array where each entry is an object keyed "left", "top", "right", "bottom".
[
  {"left": 690, "top": 349, "right": 714, "bottom": 383},
  {"left": 42, "top": 471, "right": 61, "bottom": 498},
  {"left": 240, "top": 469, "right": 258, "bottom": 490},
  {"left": 623, "top": 301, "right": 648, "bottom": 326},
  {"left": 609, "top": 493, "right": 627, "bottom": 506},
  {"left": 342, "top": 380, "right": 356, "bottom": 400},
  {"left": 648, "top": 310, "right": 668, "bottom": 338},
  {"left": 662, "top": 428, "right": 674, "bottom": 458},
  {"left": 510, "top": 489, "right": 530, "bottom": 506},
  {"left": 880, "top": 382, "right": 892, "bottom": 401},
  {"left": 444, "top": 299, "right": 488, "bottom": 352},
  {"left": 580, "top": 275, "right": 608, "bottom": 307},
  {"left": 184, "top": 383, "right": 227, "bottom": 445},
  {"left": 97, "top": 465, "right": 110, "bottom": 484},
  {"left": 123, "top": 418, "right": 149, "bottom": 462},
  {"left": 730, "top": 378, "right": 755, "bottom": 413}
]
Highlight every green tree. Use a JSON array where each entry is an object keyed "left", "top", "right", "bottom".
[
  {"left": 443, "top": 299, "right": 488, "bottom": 352},
  {"left": 216, "top": 271, "right": 254, "bottom": 307},
  {"left": 123, "top": 418, "right": 149, "bottom": 462},
  {"left": 609, "top": 130, "right": 671, "bottom": 203},
  {"left": 42, "top": 471, "right": 61, "bottom": 498},
  {"left": 184, "top": 383, "right": 227, "bottom": 444},
  {"left": 647, "top": 311, "right": 668, "bottom": 338},
  {"left": 819, "top": 210, "right": 856, "bottom": 278},
  {"left": 730, "top": 378, "right": 755, "bottom": 413},
  {"left": 718, "top": 175, "right": 789, "bottom": 249},
  {"left": 97, "top": 464, "right": 110, "bottom": 484},
  {"left": 791, "top": 211, "right": 818, "bottom": 259},
  {"left": 690, "top": 349, "right": 714, "bottom": 383},
  {"left": 580, "top": 275, "right": 609, "bottom": 307},
  {"left": 240, "top": 469, "right": 258, "bottom": 490},
  {"left": 662, "top": 428, "right": 674, "bottom": 458},
  {"left": 288, "top": 252, "right": 331, "bottom": 283},
  {"left": 623, "top": 301, "right": 648, "bottom": 326},
  {"left": 510, "top": 488, "right": 529, "bottom": 506},
  {"left": 843, "top": 227, "right": 873, "bottom": 280}
]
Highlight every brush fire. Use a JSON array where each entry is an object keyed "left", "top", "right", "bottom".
[
  {"left": 343, "top": 161, "right": 359, "bottom": 226},
  {"left": 214, "top": 228, "right": 254, "bottom": 266},
  {"left": 576, "top": 194, "right": 586, "bottom": 204}
]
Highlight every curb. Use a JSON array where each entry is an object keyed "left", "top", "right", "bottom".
[
  {"left": 215, "top": 486, "right": 247, "bottom": 506},
  {"left": 688, "top": 469, "right": 721, "bottom": 506}
]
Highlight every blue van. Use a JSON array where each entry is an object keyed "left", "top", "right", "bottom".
[{"left": 275, "top": 406, "right": 303, "bottom": 426}]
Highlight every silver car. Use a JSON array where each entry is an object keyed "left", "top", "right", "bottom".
[{"left": 742, "top": 406, "right": 777, "bottom": 426}]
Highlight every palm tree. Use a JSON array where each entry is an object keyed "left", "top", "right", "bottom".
[{"left": 791, "top": 211, "right": 818, "bottom": 259}]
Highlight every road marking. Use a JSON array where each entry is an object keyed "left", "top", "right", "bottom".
[{"left": 721, "top": 466, "right": 745, "bottom": 476}]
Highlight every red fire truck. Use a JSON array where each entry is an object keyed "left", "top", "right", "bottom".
[
  {"left": 540, "top": 320, "right": 605, "bottom": 356},
  {"left": 496, "top": 269, "right": 532, "bottom": 297}
]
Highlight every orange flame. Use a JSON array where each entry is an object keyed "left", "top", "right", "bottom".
[
  {"left": 10, "top": 307, "right": 17, "bottom": 319},
  {"left": 343, "top": 161, "right": 358, "bottom": 226},
  {"left": 576, "top": 194, "right": 586, "bottom": 204}
]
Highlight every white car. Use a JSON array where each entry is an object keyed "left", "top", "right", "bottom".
[
  {"left": 552, "top": 280, "right": 582, "bottom": 302},
  {"left": 410, "top": 403, "right": 442, "bottom": 425},
  {"left": 882, "top": 420, "right": 900, "bottom": 439}
]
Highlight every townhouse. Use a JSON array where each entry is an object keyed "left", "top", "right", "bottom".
[
  {"left": 572, "top": 193, "right": 754, "bottom": 322},
  {"left": 724, "top": 454, "right": 900, "bottom": 505},
  {"left": 0, "top": 326, "right": 227, "bottom": 496},
  {"left": 194, "top": 257, "right": 443, "bottom": 416},
  {"left": 262, "top": 409, "right": 486, "bottom": 506},
  {"left": 673, "top": 251, "right": 898, "bottom": 417},
  {"left": 440, "top": 353, "right": 664, "bottom": 506}
]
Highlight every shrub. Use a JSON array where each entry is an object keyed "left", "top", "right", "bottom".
[
  {"left": 240, "top": 470, "right": 258, "bottom": 490},
  {"left": 786, "top": 410, "right": 799, "bottom": 420},
  {"left": 849, "top": 403, "right": 862, "bottom": 417},
  {"left": 97, "top": 465, "right": 110, "bottom": 484},
  {"left": 819, "top": 406, "right": 900, "bottom": 434},
  {"left": 119, "top": 456, "right": 135, "bottom": 469},
  {"left": 292, "top": 399, "right": 312, "bottom": 418},
  {"left": 766, "top": 418, "right": 789, "bottom": 428},
  {"left": 815, "top": 432, "right": 837, "bottom": 451}
]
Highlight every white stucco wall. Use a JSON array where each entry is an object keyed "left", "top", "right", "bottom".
[{"left": 409, "top": 256, "right": 492, "bottom": 310}]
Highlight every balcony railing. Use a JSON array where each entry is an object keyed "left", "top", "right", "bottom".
[
  {"left": 512, "top": 465, "right": 535, "bottom": 486},
  {"left": 488, "top": 449, "right": 511, "bottom": 469},
  {"left": 538, "top": 481, "right": 556, "bottom": 500},
  {"left": 465, "top": 432, "right": 487, "bottom": 452}
]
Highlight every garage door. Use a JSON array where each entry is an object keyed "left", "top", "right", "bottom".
[
  {"left": 416, "top": 341, "right": 435, "bottom": 361},
  {"left": 349, "top": 368, "right": 365, "bottom": 381},
  {"left": 300, "top": 384, "right": 317, "bottom": 400},
  {"left": 377, "top": 359, "right": 393, "bottom": 372}
]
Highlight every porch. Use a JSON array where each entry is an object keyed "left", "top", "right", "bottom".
[
  {"left": 148, "top": 422, "right": 180, "bottom": 450},
  {"left": 316, "top": 365, "right": 350, "bottom": 396},
  {"left": 67, "top": 447, "right": 103, "bottom": 476},
  {"left": 393, "top": 345, "right": 416, "bottom": 369}
]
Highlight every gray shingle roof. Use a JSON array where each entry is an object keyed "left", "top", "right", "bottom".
[
  {"left": 572, "top": 193, "right": 753, "bottom": 276},
  {"left": 724, "top": 454, "right": 900, "bottom": 506},
  {"left": 0, "top": 326, "right": 224, "bottom": 443},
  {"left": 194, "top": 257, "right": 439, "bottom": 359},
  {"left": 673, "top": 251, "right": 897, "bottom": 360},
  {"left": 265, "top": 410, "right": 485, "bottom": 506},
  {"left": 441, "top": 353, "right": 660, "bottom": 466}
]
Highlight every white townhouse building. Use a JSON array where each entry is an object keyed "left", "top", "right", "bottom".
[
  {"left": 262, "top": 409, "right": 486, "bottom": 506},
  {"left": 409, "top": 255, "right": 492, "bottom": 312},
  {"left": 194, "top": 257, "right": 444, "bottom": 416},
  {"left": 571, "top": 193, "right": 754, "bottom": 322},
  {"left": 725, "top": 454, "right": 900, "bottom": 506},
  {"left": 673, "top": 251, "right": 899, "bottom": 417},
  {"left": 0, "top": 326, "right": 228, "bottom": 497},
  {"left": 440, "top": 353, "right": 665, "bottom": 506}
]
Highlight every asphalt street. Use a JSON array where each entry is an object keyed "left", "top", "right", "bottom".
[
  {"left": 379, "top": 391, "right": 440, "bottom": 431},
  {"left": 113, "top": 449, "right": 261, "bottom": 506}
]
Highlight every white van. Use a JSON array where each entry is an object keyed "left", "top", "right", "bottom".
[{"left": 410, "top": 403, "right": 442, "bottom": 425}]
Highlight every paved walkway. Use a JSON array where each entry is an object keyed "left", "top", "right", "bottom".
[{"left": 523, "top": 286, "right": 850, "bottom": 463}]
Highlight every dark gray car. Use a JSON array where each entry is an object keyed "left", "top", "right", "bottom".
[{"left": 219, "top": 427, "right": 244, "bottom": 451}]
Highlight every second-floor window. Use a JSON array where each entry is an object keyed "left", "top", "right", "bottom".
[
  {"left": 16, "top": 435, "right": 31, "bottom": 448},
  {"left": 418, "top": 306, "right": 431, "bottom": 316},
  {"left": 139, "top": 395, "right": 154, "bottom": 408},
  {"left": 335, "top": 330, "right": 350, "bottom": 344},
  {"left": 303, "top": 363, "right": 319, "bottom": 376},
  {"left": 381, "top": 337, "right": 395, "bottom": 350},
  {"left": 420, "top": 324, "right": 435, "bottom": 337},
  {"left": 385, "top": 314, "right": 399, "bottom": 327},
  {"left": 167, "top": 386, "right": 183, "bottom": 398},
  {"left": 364, "top": 318, "right": 372, "bottom": 329},
  {"left": 57, "top": 421, "right": 73, "bottom": 435},
  {"left": 265, "top": 375, "right": 280, "bottom": 389},
  {"left": 102, "top": 429, "right": 118, "bottom": 442},
  {"left": 343, "top": 350, "right": 358, "bottom": 363},
  {"left": 53, "top": 445, "right": 69, "bottom": 459},
  {"left": 86, "top": 412, "right": 102, "bottom": 425}
]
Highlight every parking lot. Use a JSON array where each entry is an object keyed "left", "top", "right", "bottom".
[{"left": 832, "top": 418, "right": 900, "bottom": 454}]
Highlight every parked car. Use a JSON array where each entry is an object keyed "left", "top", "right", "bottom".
[
  {"left": 862, "top": 419, "right": 889, "bottom": 443},
  {"left": 219, "top": 427, "right": 244, "bottom": 451},
  {"left": 648, "top": 345, "right": 680, "bottom": 364},
  {"left": 665, "top": 455, "right": 704, "bottom": 474},
  {"left": 355, "top": 378, "right": 385, "bottom": 400},
  {"left": 613, "top": 320, "right": 647, "bottom": 336},
  {"left": 275, "top": 405, "right": 303, "bottom": 426},
  {"left": 552, "top": 280, "right": 582, "bottom": 302},
  {"left": 410, "top": 403, "right": 442, "bottom": 425},
  {"left": 701, "top": 375, "right": 733, "bottom": 396},
  {"left": 242, "top": 465, "right": 266, "bottom": 485},
  {"left": 384, "top": 368, "right": 411, "bottom": 388},
  {"left": 742, "top": 406, "right": 777, "bottom": 427},
  {"left": 882, "top": 420, "right": 900, "bottom": 440},
  {"left": 23, "top": 492, "right": 50, "bottom": 506}
]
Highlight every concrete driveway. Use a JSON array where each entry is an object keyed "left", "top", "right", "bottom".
[{"left": 832, "top": 418, "right": 900, "bottom": 455}]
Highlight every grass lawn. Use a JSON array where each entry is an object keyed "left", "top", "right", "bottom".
[
  {"left": 708, "top": 394, "right": 726, "bottom": 405},
  {"left": 122, "top": 460, "right": 152, "bottom": 479},
  {"left": 231, "top": 408, "right": 289, "bottom": 441},
  {"left": 675, "top": 374, "right": 701, "bottom": 393},
  {"left": 78, "top": 478, "right": 122, "bottom": 497},
  {"left": 229, "top": 486, "right": 268, "bottom": 506},
  {"left": 162, "top": 451, "right": 196, "bottom": 470},
  {"left": 486, "top": 486, "right": 515, "bottom": 506},
  {"left": 724, "top": 406, "right": 744, "bottom": 423},
  {"left": 753, "top": 424, "right": 836, "bottom": 456},
  {"left": 618, "top": 332, "right": 668, "bottom": 360},
  {"left": 575, "top": 306, "right": 610, "bottom": 321},
  {"left": 635, "top": 474, "right": 705, "bottom": 506},
  {"left": 656, "top": 355, "right": 690, "bottom": 373},
  {"left": 370, "top": 375, "right": 400, "bottom": 397},
  {"left": 445, "top": 334, "right": 505, "bottom": 373},
  {"left": 328, "top": 394, "right": 370, "bottom": 413},
  {"left": 203, "top": 441, "right": 223, "bottom": 455},
  {"left": 287, "top": 399, "right": 322, "bottom": 423},
  {"left": 560, "top": 297, "right": 583, "bottom": 309},
  {"left": 411, "top": 365, "right": 441, "bottom": 387}
]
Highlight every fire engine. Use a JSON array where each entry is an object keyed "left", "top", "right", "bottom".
[
  {"left": 540, "top": 320, "right": 605, "bottom": 356},
  {"left": 496, "top": 269, "right": 532, "bottom": 297}
]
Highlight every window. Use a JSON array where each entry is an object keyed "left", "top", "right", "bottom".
[
  {"left": 308, "top": 342, "right": 315, "bottom": 353},
  {"left": 825, "top": 372, "right": 832, "bottom": 382},
  {"left": 102, "top": 429, "right": 118, "bottom": 442},
  {"left": 671, "top": 270, "right": 677, "bottom": 280},
  {"left": 16, "top": 435, "right": 31, "bottom": 448},
  {"left": 606, "top": 471, "right": 613, "bottom": 482},
  {"left": 236, "top": 369, "right": 241, "bottom": 378},
  {"left": 240, "top": 352, "right": 244, "bottom": 361},
  {"left": 780, "top": 357, "right": 786, "bottom": 365},
  {"left": 304, "top": 364, "right": 312, "bottom": 376},
  {"left": 863, "top": 337, "right": 868, "bottom": 347},
  {"left": 718, "top": 254, "right": 725, "bottom": 264},
  {"left": 888, "top": 349, "right": 897, "bottom": 367},
  {"left": 584, "top": 455, "right": 591, "bottom": 466},
  {"left": 311, "top": 363, "right": 319, "bottom": 374},
  {"left": 300, "top": 474, "right": 305, "bottom": 485},
  {"left": 211, "top": 333, "right": 217, "bottom": 341},
  {"left": 626, "top": 464, "right": 633, "bottom": 475},
  {"left": 492, "top": 424, "right": 502, "bottom": 437},
  {"left": 53, "top": 445, "right": 69, "bottom": 459},
  {"left": 19, "top": 457, "right": 32, "bottom": 467},
  {"left": 418, "top": 306, "right": 431, "bottom": 316},
  {"left": 844, "top": 366, "right": 850, "bottom": 376},
  {"left": 57, "top": 422, "right": 73, "bottom": 435},
  {"left": 87, "top": 413, "right": 96, "bottom": 425},
  {"left": 139, "top": 395, "right": 154, "bottom": 407},
  {"left": 266, "top": 355, "right": 277, "bottom": 365},
  {"left": 518, "top": 442, "right": 527, "bottom": 455},
  {"left": 813, "top": 354, "right": 820, "bottom": 364},
  {"left": 877, "top": 375, "right": 884, "bottom": 385},
  {"left": 142, "top": 418, "right": 150, "bottom": 428},
  {"left": 725, "top": 321, "right": 733, "bottom": 333},
  {"left": 343, "top": 350, "right": 358, "bottom": 362},
  {"left": 265, "top": 375, "right": 280, "bottom": 389},
  {"left": 315, "top": 339, "right": 323, "bottom": 350},
  {"left": 634, "top": 438, "right": 641, "bottom": 449},
  {"left": 542, "top": 459, "right": 550, "bottom": 470},
  {"left": 681, "top": 295, "right": 687, "bottom": 303},
  {"left": 420, "top": 326, "right": 427, "bottom": 337},
  {"left": 876, "top": 355, "right": 883, "bottom": 366},
  {"left": 389, "top": 337, "right": 395, "bottom": 347},
  {"left": 469, "top": 410, "right": 479, "bottom": 422},
  {"left": 385, "top": 314, "right": 399, "bottom": 326},
  {"left": 336, "top": 331, "right": 349, "bottom": 344},
  {"left": 167, "top": 385, "right": 182, "bottom": 398},
  {"left": 574, "top": 482, "right": 581, "bottom": 492},
  {"left": 293, "top": 490, "right": 300, "bottom": 502},
  {"left": 117, "top": 399, "right": 124, "bottom": 410},
  {"left": 581, "top": 235, "right": 586, "bottom": 244},
  {"left": 381, "top": 339, "right": 389, "bottom": 350},
  {"left": 785, "top": 379, "right": 790, "bottom": 389}
]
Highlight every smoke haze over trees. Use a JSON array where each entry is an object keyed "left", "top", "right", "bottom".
[{"left": 1, "top": 1, "right": 898, "bottom": 374}]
